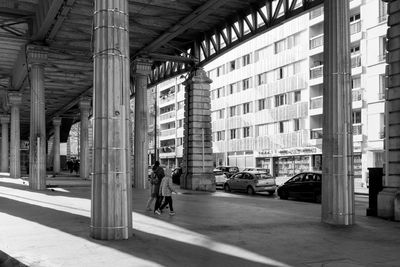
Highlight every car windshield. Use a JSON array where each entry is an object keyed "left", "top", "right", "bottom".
[
  {"left": 255, "top": 173, "right": 272, "bottom": 180},
  {"left": 213, "top": 171, "right": 223, "bottom": 175}
]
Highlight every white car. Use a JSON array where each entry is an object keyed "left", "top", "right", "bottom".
[{"left": 213, "top": 169, "right": 228, "bottom": 189}]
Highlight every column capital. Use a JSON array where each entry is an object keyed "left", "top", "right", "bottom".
[
  {"left": 26, "top": 45, "right": 48, "bottom": 66},
  {"left": 0, "top": 114, "right": 10, "bottom": 124},
  {"left": 53, "top": 117, "right": 62, "bottom": 126},
  {"left": 8, "top": 92, "right": 22, "bottom": 106},
  {"left": 80, "top": 97, "right": 91, "bottom": 110},
  {"left": 183, "top": 67, "right": 212, "bottom": 86},
  {"left": 132, "top": 58, "right": 153, "bottom": 76}
]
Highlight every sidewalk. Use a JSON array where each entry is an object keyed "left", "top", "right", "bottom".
[{"left": 1, "top": 176, "right": 399, "bottom": 267}]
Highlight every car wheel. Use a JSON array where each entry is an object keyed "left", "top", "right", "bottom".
[
  {"left": 224, "top": 184, "right": 231, "bottom": 192},
  {"left": 314, "top": 192, "right": 321, "bottom": 203},
  {"left": 247, "top": 186, "right": 255, "bottom": 195},
  {"left": 279, "top": 190, "right": 288, "bottom": 200}
]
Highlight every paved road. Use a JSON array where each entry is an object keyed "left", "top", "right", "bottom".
[{"left": 0, "top": 178, "right": 399, "bottom": 267}]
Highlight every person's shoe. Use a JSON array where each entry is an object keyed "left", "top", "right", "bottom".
[
  {"left": 169, "top": 211, "right": 175, "bottom": 216},
  {"left": 146, "top": 207, "right": 152, "bottom": 211},
  {"left": 155, "top": 209, "right": 161, "bottom": 215}
]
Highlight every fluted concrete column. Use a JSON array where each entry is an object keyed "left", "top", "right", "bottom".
[
  {"left": 27, "top": 45, "right": 47, "bottom": 190},
  {"left": 0, "top": 115, "right": 10, "bottom": 173},
  {"left": 379, "top": 0, "right": 400, "bottom": 220},
  {"left": 80, "top": 98, "right": 91, "bottom": 180},
  {"left": 91, "top": 0, "right": 132, "bottom": 240},
  {"left": 321, "top": 0, "right": 354, "bottom": 225},
  {"left": 8, "top": 93, "right": 22, "bottom": 178},
  {"left": 133, "top": 59, "right": 152, "bottom": 189},
  {"left": 52, "top": 117, "right": 62, "bottom": 174},
  {"left": 182, "top": 68, "right": 215, "bottom": 191}
]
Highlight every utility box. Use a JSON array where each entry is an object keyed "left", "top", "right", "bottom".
[{"left": 366, "top": 167, "right": 383, "bottom": 216}]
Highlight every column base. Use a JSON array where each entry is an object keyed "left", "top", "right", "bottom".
[
  {"left": 377, "top": 188, "right": 400, "bottom": 220},
  {"left": 90, "top": 226, "right": 131, "bottom": 240},
  {"left": 182, "top": 173, "right": 215, "bottom": 192}
]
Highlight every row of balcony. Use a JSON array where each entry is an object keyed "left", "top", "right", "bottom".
[
  {"left": 310, "top": 123, "right": 364, "bottom": 139},
  {"left": 310, "top": 88, "right": 363, "bottom": 109},
  {"left": 310, "top": 54, "right": 361, "bottom": 79}
]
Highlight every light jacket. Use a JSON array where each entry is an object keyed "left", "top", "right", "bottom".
[{"left": 159, "top": 176, "right": 176, "bottom": 197}]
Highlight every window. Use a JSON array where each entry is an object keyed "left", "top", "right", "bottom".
[
  {"left": 218, "top": 109, "right": 225, "bottom": 119},
  {"left": 230, "top": 106, "right": 236, "bottom": 117},
  {"left": 352, "top": 110, "right": 361, "bottom": 124},
  {"left": 216, "top": 65, "right": 224, "bottom": 77},
  {"left": 255, "top": 123, "right": 269, "bottom": 137},
  {"left": 351, "top": 77, "right": 361, "bottom": 89},
  {"left": 243, "top": 127, "right": 250, "bottom": 138},
  {"left": 177, "top": 101, "right": 184, "bottom": 110},
  {"left": 279, "top": 121, "right": 285, "bottom": 133},
  {"left": 379, "top": 74, "right": 386, "bottom": 100},
  {"left": 275, "top": 94, "right": 287, "bottom": 107},
  {"left": 258, "top": 99, "right": 266, "bottom": 111},
  {"left": 243, "top": 102, "right": 250, "bottom": 114},
  {"left": 350, "top": 45, "right": 360, "bottom": 54},
  {"left": 294, "top": 91, "right": 301, "bottom": 103},
  {"left": 230, "top": 129, "right": 237, "bottom": 139},
  {"left": 217, "top": 131, "right": 225, "bottom": 141},
  {"left": 229, "top": 83, "right": 237, "bottom": 94},
  {"left": 278, "top": 68, "right": 284, "bottom": 79},
  {"left": 176, "top": 137, "right": 183, "bottom": 146},
  {"left": 274, "top": 39, "right": 285, "bottom": 54},
  {"left": 349, "top": 13, "right": 360, "bottom": 22},
  {"left": 229, "top": 60, "right": 236, "bottom": 71},
  {"left": 258, "top": 73, "right": 266, "bottom": 85},
  {"left": 294, "top": 119, "right": 300, "bottom": 131},
  {"left": 178, "top": 119, "right": 183, "bottom": 128},
  {"left": 242, "top": 54, "right": 251, "bottom": 66},
  {"left": 379, "top": 36, "right": 387, "bottom": 61},
  {"left": 242, "top": 78, "right": 250, "bottom": 90}
]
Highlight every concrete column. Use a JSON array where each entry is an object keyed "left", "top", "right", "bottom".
[
  {"left": 91, "top": 0, "right": 132, "bottom": 240},
  {"left": 80, "top": 98, "right": 91, "bottom": 180},
  {"left": 52, "top": 117, "right": 62, "bottom": 174},
  {"left": 182, "top": 68, "right": 215, "bottom": 191},
  {"left": 8, "top": 93, "right": 22, "bottom": 179},
  {"left": 133, "top": 59, "right": 152, "bottom": 189},
  {"left": 0, "top": 115, "right": 10, "bottom": 173},
  {"left": 379, "top": 0, "right": 400, "bottom": 220},
  {"left": 27, "top": 45, "right": 47, "bottom": 190},
  {"left": 321, "top": 0, "right": 354, "bottom": 225}
]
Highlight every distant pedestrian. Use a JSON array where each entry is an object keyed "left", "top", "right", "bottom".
[
  {"left": 67, "top": 159, "right": 73, "bottom": 173},
  {"left": 155, "top": 174, "right": 177, "bottom": 216},
  {"left": 73, "top": 160, "right": 80, "bottom": 176},
  {"left": 145, "top": 169, "right": 159, "bottom": 211},
  {"left": 152, "top": 161, "right": 165, "bottom": 213}
]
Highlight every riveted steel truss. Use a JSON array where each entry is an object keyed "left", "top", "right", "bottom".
[{"left": 149, "top": 0, "right": 324, "bottom": 86}]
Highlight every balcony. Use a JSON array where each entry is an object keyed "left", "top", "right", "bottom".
[
  {"left": 310, "top": 34, "right": 323, "bottom": 50},
  {"left": 159, "top": 111, "right": 175, "bottom": 121},
  {"left": 159, "top": 94, "right": 175, "bottom": 105},
  {"left": 310, "top": 65, "right": 323, "bottom": 79},
  {"left": 352, "top": 88, "right": 363, "bottom": 102},
  {"left": 351, "top": 54, "right": 361, "bottom": 68},
  {"left": 160, "top": 128, "right": 176, "bottom": 138},
  {"left": 378, "top": 15, "right": 388, "bottom": 23},
  {"left": 310, "top": 7, "right": 323, "bottom": 19},
  {"left": 378, "top": 53, "right": 386, "bottom": 63}
]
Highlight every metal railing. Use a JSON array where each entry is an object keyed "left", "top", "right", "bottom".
[
  {"left": 351, "top": 54, "right": 361, "bottom": 68},
  {"left": 310, "top": 34, "right": 323, "bottom": 49},
  {"left": 160, "top": 128, "right": 176, "bottom": 137},
  {"left": 350, "top": 20, "right": 361, "bottom": 35},
  {"left": 352, "top": 123, "right": 362, "bottom": 135},
  {"left": 311, "top": 128, "right": 323, "bottom": 139},
  {"left": 352, "top": 88, "right": 363, "bottom": 102},
  {"left": 159, "top": 111, "right": 175, "bottom": 121},
  {"left": 310, "top": 65, "right": 323, "bottom": 79},
  {"left": 310, "top": 96, "right": 323, "bottom": 109}
]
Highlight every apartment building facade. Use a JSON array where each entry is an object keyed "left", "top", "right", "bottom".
[{"left": 150, "top": 0, "right": 387, "bottom": 187}]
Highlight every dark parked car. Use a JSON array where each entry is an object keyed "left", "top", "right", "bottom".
[
  {"left": 223, "top": 171, "right": 276, "bottom": 195},
  {"left": 277, "top": 172, "right": 322, "bottom": 203},
  {"left": 215, "top": 166, "right": 239, "bottom": 178}
]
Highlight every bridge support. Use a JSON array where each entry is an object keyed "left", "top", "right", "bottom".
[
  {"left": 80, "top": 98, "right": 90, "bottom": 180},
  {"left": 133, "top": 59, "right": 152, "bottom": 189},
  {"left": 8, "top": 93, "right": 22, "bottom": 179},
  {"left": 0, "top": 115, "right": 10, "bottom": 173},
  {"left": 182, "top": 68, "right": 215, "bottom": 191},
  {"left": 52, "top": 118, "right": 62, "bottom": 175},
  {"left": 379, "top": 0, "right": 400, "bottom": 220},
  {"left": 321, "top": 0, "right": 354, "bottom": 225},
  {"left": 91, "top": 0, "right": 132, "bottom": 240},
  {"left": 27, "top": 45, "right": 47, "bottom": 190}
]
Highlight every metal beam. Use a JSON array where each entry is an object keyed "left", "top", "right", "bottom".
[
  {"left": 134, "top": 0, "right": 230, "bottom": 57},
  {"left": 32, "top": 0, "right": 65, "bottom": 41}
]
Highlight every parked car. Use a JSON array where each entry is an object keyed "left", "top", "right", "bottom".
[
  {"left": 215, "top": 166, "right": 239, "bottom": 178},
  {"left": 243, "top": 167, "right": 270, "bottom": 174},
  {"left": 213, "top": 169, "right": 228, "bottom": 189},
  {"left": 277, "top": 171, "right": 322, "bottom": 203},
  {"left": 223, "top": 171, "right": 276, "bottom": 195}
]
